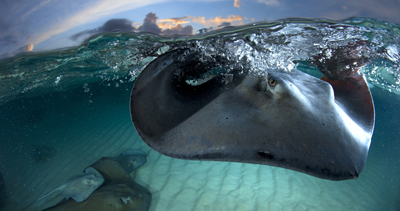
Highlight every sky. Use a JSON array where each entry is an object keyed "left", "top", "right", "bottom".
[{"left": 0, "top": 0, "right": 399, "bottom": 57}]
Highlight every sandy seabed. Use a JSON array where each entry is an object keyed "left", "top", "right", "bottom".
[{"left": 0, "top": 89, "right": 399, "bottom": 211}]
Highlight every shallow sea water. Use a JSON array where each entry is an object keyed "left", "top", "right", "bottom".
[{"left": 0, "top": 18, "right": 399, "bottom": 210}]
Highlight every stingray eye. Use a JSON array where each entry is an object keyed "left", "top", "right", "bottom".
[
  {"left": 87, "top": 179, "right": 93, "bottom": 183},
  {"left": 268, "top": 78, "right": 277, "bottom": 87}
]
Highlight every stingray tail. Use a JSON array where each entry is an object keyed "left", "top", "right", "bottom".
[
  {"left": 19, "top": 188, "right": 61, "bottom": 211},
  {"left": 35, "top": 188, "right": 61, "bottom": 202}
]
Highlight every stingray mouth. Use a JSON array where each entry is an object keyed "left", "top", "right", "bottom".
[
  {"left": 183, "top": 67, "right": 226, "bottom": 86},
  {"left": 169, "top": 53, "right": 245, "bottom": 100},
  {"left": 172, "top": 49, "right": 247, "bottom": 88},
  {"left": 173, "top": 53, "right": 230, "bottom": 87}
]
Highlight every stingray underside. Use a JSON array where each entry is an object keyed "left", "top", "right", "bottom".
[{"left": 130, "top": 49, "right": 375, "bottom": 180}]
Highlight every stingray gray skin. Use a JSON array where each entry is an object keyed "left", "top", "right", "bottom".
[
  {"left": 36, "top": 167, "right": 104, "bottom": 203},
  {"left": 130, "top": 50, "right": 375, "bottom": 181},
  {"left": 20, "top": 167, "right": 105, "bottom": 211},
  {"left": 43, "top": 155, "right": 151, "bottom": 211},
  {"left": 112, "top": 149, "right": 147, "bottom": 173}
]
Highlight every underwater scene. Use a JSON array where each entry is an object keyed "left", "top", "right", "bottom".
[{"left": 0, "top": 14, "right": 400, "bottom": 211}]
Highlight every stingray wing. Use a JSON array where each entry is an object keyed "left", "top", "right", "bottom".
[{"left": 130, "top": 50, "right": 375, "bottom": 181}]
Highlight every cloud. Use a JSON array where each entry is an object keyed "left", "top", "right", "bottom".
[
  {"left": 161, "top": 24, "right": 193, "bottom": 35},
  {"left": 191, "top": 15, "right": 244, "bottom": 28},
  {"left": 138, "top": 12, "right": 162, "bottom": 34},
  {"left": 19, "top": 44, "right": 34, "bottom": 52},
  {"left": 70, "top": 30, "right": 94, "bottom": 41},
  {"left": 0, "top": 43, "right": 34, "bottom": 59},
  {"left": 234, "top": 0, "right": 241, "bottom": 8},
  {"left": 257, "top": 0, "right": 280, "bottom": 6},
  {"left": 137, "top": 14, "right": 244, "bottom": 34},
  {"left": 218, "top": 22, "right": 232, "bottom": 28},
  {"left": 100, "top": 19, "right": 135, "bottom": 32},
  {"left": 157, "top": 15, "right": 191, "bottom": 31},
  {"left": 71, "top": 19, "right": 135, "bottom": 40},
  {"left": 138, "top": 14, "right": 244, "bottom": 31},
  {"left": 71, "top": 12, "right": 195, "bottom": 38},
  {"left": 0, "top": 34, "right": 19, "bottom": 45},
  {"left": 158, "top": 16, "right": 191, "bottom": 25},
  {"left": 139, "top": 13, "right": 193, "bottom": 35}
]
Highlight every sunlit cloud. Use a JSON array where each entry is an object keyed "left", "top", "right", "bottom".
[
  {"left": 161, "top": 24, "right": 193, "bottom": 35},
  {"left": 257, "top": 0, "right": 280, "bottom": 6},
  {"left": 71, "top": 13, "right": 194, "bottom": 38},
  {"left": 21, "top": 44, "right": 34, "bottom": 52},
  {"left": 142, "top": 13, "right": 193, "bottom": 35},
  {"left": 191, "top": 15, "right": 244, "bottom": 28},
  {"left": 158, "top": 16, "right": 192, "bottom": 31},
  {"left": 152, "top": 14, "right": 244, "bottom": 34},
  {"left": 158, "top": 15, "right": 244, "bottom": 30},
  {"left": 234, "top": 0, "right": 241, "bottom": 8},
  {"left": 159, "top": 16, "right": 191, "bottom": 25}
]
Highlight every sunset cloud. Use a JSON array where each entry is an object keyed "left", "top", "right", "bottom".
[
  {"left": 234, "top": 0, "right": 241, "bottom": 8},
  {"left": 158, "top": 15, "right": 244, "bottom": 30},
  {"left": 156, "top": 14, "right": 245, "bottom": 33},
  {"left": 159, "top": 16, "right": 191, "bottom": 25},
  {"left": 139, "top": 13, "right": 193, "bottom": 35},
  {"left": 191, "top": 15, "right": 244, "bottom": 28},
  {"left": 157, "top": 16, "right": 191, "bottom": 31},
  {"left": 70, "top": 13, "right": 248, "bottom": 42},
  {"left": 161, "top": 24, "right": 193, "bottom": 35},
  {"left": 70, "top": 13, "right": 195, "bottom": 38}
]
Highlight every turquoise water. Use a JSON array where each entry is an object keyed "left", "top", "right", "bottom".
[{"left": 0, "top": 18, "right": 399, "bottom": 210}]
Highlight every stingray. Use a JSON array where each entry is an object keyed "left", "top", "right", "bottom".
[
  {"left": 130, "top": 48, "right": 375, "bottom": 181},
  {"left": 21, "top": 167, "right": 104, "bottom": 210},
  {"left": 43, "top": 150, "right": 151, "bottom": 211},
  {"left": 36, "top": 167, "right": 104, "bottom": 203},
  {"left": 112, "top": 149, "right": 147, "bottom": 173}
]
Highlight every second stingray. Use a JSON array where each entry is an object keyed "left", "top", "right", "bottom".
[{"left": 36, "top": 167, "right": 104, "bottom": 203}]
